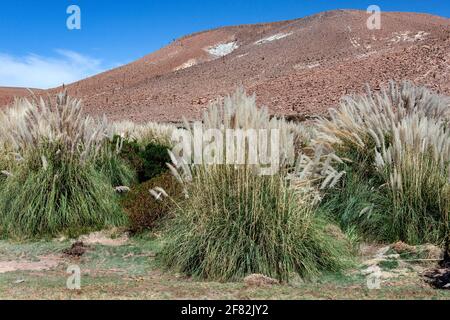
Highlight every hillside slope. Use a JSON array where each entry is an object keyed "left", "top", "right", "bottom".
[
  {"left": 3, "top": 10, "right": 450, "bottom": 122},
  {"left": 0, "top": 87, "right": 43, "bottom": 107}
]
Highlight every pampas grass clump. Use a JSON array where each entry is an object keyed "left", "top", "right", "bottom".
[
  {"left": 185, "top": 86, "right": 308, "bottom": 167},
  {"left": 316, "top": 81, "right": 450, "bottom": 244},
  {"left": 160, "top": 163, "right": 351, "bottom": 282},
  {"left": 0, "top": 93, "right": 127, "bottom": 238},
  {"left": 315, "top": 81, "right": 450, "bottom": 152},
  {"left": 96, "top": 137, "right": 136, "bottom": 188},
  {"left": 0, "top": 154, "right": 125, "bottom": 238},
  {"left": 373, "top": 115, "right": 450, "bottom": 243},
  {"left": 160, "top": 88, "right": 351, "bottom": 281}
]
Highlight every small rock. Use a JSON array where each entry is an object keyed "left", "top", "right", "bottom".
[{"left": 114, "top": 186, "right": 130, "bottom": 193}]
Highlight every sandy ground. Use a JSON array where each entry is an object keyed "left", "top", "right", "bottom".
[{"left": 0, "top": 255, "right": 62, "bottom": 274}]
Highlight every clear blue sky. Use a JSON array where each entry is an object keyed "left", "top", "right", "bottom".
[{"left": 0, "top": 0, "right": 448, "bottom": 88}]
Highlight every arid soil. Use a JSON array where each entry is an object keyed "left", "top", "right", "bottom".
[
  {"left": 0, "top": 87, "right": 42, "bottom": 107},
  {"left": 1, "top": 10, "right": 449, "bottom": 122}
]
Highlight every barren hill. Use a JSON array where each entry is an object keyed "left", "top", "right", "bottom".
[
  {"left": 3, "top": 10, "right": 450, "bottom": 122},
  {"left": 0, "top": 87, "right": 43, "bottom": 107}
]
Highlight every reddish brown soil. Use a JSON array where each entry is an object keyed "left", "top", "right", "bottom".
[
  {"left": 1, "top": 10, "right": 449, "bottom": 122},
  {"left": 0, "top": 87, "right": 42, "bottom": 107}
]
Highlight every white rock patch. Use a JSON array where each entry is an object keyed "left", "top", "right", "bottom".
[
  {"left": 390, "top": 31, "right": 429, "bottom": 43},
  {"left": 350, "top": 36, "right": 361, "bottom": 48},
  {"left": 255, "top": 32, "right": 293, "bottom": 45},
  {"left": 414, "top": 31, "right": 429, "bottom": 41},
  {"left": 206, "top": 41, "right": 239, "bottom": 57},
  {"left": 237, "top": 53, "right": 249, "bottom": 59},
  {"left": 174, "top": 59, "right": 198, "bottom": 71}
]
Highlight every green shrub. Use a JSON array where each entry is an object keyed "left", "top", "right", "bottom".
[
  {"left": 121, "top": 172, "right": 182, "bottom": 233},
  {"left": 160, "top": 165, "right": 351, "bottom": 282},
  {"left": 114, "top": 137, "right": 145, "bottom": 175},
  {"left": 112, "top": 135, "right": 170, "bottom": 183},
  {"left": 138, "top": 143, "right": 171, "bottom": 182}
]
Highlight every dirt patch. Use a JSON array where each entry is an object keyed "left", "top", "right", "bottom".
[
  {"left": 78, "top": 229, "right": 129, "bottom": 247},
  {"left": 361, "top": 242, "right": 444, "bottom": 284},
  {"left": 0, "top": 255, "right": 62, "bottom": 274}
]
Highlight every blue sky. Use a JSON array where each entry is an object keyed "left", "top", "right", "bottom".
[{"left": 0, "top": 0, "right": 448, "bottom": 88}]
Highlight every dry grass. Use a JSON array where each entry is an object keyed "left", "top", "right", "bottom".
[
  {"left": 112, "top": 120, "right": 177, "bottom": 147},
  {"left": 179, "top": 86, "right": 310, "bottom": 168}
]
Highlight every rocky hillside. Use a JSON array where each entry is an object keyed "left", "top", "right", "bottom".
[{"left": 2, "top": 10, "right": 449, "bottom": 122}]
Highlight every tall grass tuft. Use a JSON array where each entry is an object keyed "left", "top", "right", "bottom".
[
  {"left": 189, "top": 86, "right": 309, "bottom": 167},
  {"left": 96, "top": 137, "right": 136, "bottom": 187},
  {"left": 0, "top": 155, "right": 125, "bottom": 238},
  {"left": 160, "top": 164, "right": 351, "bottom": 282},
  {"left": 0, "top": 93, "right": 127, "bottom": 239},
  {"left": 373, "top": 115, "right": 450, "bottom": 243},
  {"left": 160, "top": 88, "right": 351, "bottom": 281},
  {"left": 316, "top": 81, "right": 450, "bottom": 244}
]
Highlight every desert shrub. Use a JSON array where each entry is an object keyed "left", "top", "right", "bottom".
[
  {"left": 159, "top": 88, "right": 351, "bottom": 282},
  {"left": 114, "top": 136, "right": 144, "bottom": 174},
  {"left": 160, "top": 164, "right": 351, "bottom": 282},
  {"left": 121, "top": 172, "right": 182, "bottom": 233},
  {"left": 109, "top": 135, "right": 171, "bottom": 183},
  {"left": 138, "top": 143, "right": 171, "bottom": 182},
  {"left": 0, "top": 93, "right": 127, "bottom": 239},
  {"left": 315, "top": 81, "right": 450, "bottom": 244}
]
